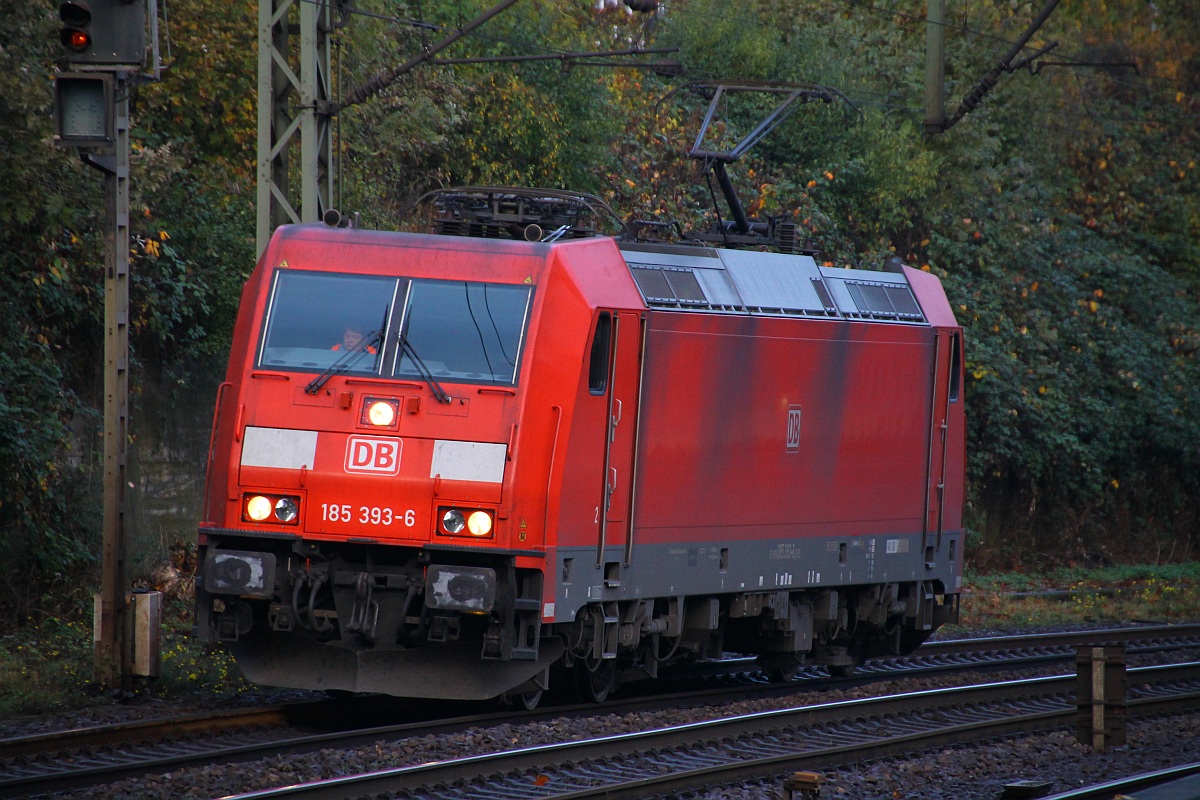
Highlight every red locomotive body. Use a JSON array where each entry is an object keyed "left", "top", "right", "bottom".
[{"left": 197, "top": 209, "right": 965, "bottom": 702}]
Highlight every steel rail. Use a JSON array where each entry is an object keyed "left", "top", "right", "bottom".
[
  {"left": 846, "top": 622, "right": 1200, "bottom": 677},
  {"left": 921, "top": 622, "right": 1200, "bottom": 656},
  {"left": 1038, "top": 762, "right": 1200, "bottom": 800},
  {"left": 217, "top": 662, "right": 1200, "bottom": 800},
  {"left": 0, "top": 703, "right": 307, "bottom": 761},
  {"left": 0, "top": 702, "right": 491, "bottom": 800}
]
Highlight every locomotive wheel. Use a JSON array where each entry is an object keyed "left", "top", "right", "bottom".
[
  {"left": 760, "top": 654, "right": 804, "bottom": 683},
  {"left": 772, "top": 662, "right": 801, "bottom": 686},
  {"left": 516, "top": 689, "right": 543, "bottom": 710},
  {"left": 574, "top": 659, "right": 617, "bottom": 703},
  {"left": 768, "top": 665, "right": 800, "bottom": 682}
]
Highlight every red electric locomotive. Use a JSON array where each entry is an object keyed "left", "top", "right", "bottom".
[{"left": 196, "top": 187, "right": 965, "bottom": 704}]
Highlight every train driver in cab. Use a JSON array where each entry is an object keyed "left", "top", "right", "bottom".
[{"left": 332, "top": 326, "right": 377, "bottom": 355}]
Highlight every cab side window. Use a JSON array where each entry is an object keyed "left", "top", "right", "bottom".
[{"left": 588, "top": 313, "right": 612, "bottom": 395}]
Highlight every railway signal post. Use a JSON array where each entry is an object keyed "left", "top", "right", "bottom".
[{"left": 53, "top": 0, "right": 147, "bottom": 691}]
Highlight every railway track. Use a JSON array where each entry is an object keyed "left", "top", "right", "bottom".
[
  {"left": 3, "top": 623, "right": 1198, "bottom": 799},
  {"left": 781, "top": 621, "right": 1200, "bottom": 680},
  {"left": 216, "top": 661, "right": 1200, "bottom": 800}
]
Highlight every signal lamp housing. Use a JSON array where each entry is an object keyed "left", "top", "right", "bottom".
[
  {"left": 57, "top": 0, "right": 147, "bottom": 66},
  {"left": 438, "top": 507, "right": 495, "bottom": 539},
  {"left": 243, "top": 493, "right": 301, "bottom": 525}
]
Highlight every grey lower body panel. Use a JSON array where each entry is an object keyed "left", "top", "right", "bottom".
[{"left": 552, "top": 531, "right": 960, "bottom": 621}]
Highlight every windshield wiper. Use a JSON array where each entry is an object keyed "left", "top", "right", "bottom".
[
  {"left": 305, "top": 328, "right": 381, "bottom": 395},
  {"left": 399, "top": 336, "right": 451, "bottom": 404}
]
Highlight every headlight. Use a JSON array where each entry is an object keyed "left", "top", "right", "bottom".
[
  {"left": 361, "top": 396, "right": 400, "bottom": 428},
  {"left": 467, "top": 510, "right": 493, "bottom": 536},
  {"left": 274, "top": 497, "right": 298, "bottom": 522},
  {"left": 246, "top": 495, "right": 273, "bottom": 521},
  {"left": 442, "top": 509, "right": 466, "bottom": 533}
]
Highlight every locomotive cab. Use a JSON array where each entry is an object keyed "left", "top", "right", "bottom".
[{"left": 196, "top": 227, "right": 575, "bottom": 698}]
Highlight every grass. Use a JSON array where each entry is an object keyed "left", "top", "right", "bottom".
[
  {"left": 954, "top": 563, "right": 1200, "bottom": 631},
  {"left": 2, "top": 564, "right": 1199, "bottom": 721}
]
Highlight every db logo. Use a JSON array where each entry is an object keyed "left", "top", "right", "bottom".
[
  {"left": 785, "top": 405, "right": 802, "bottom": 453},
  {"left": 345, "top": 436, "right": 402, "bottom": 475}
]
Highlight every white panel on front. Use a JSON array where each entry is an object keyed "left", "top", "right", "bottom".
[
  {"left": 241, "top": 426, "right": 318, "bottom": 469},
  {"left": 430, "top": 440, "right": 507, "bottom": 483}
]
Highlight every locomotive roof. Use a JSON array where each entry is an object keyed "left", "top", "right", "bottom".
[
  {"left": 618, "top": 242, "right": 928, "bottom": 324},
  {"left": 266, "top": 223, "right": 942, "bottom": 327}
]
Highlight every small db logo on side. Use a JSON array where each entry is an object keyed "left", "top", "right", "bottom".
[
  {"left": 786, "top": 405, "right": 802, "bottom": 453},
  {"left": 345, "top": 436, "right": 402, "bottom": 475}
]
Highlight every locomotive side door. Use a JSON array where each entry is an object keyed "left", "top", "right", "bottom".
[
  {"left": 923, "top": 329, "right": 960, "bottom": 554},
  {"left": 595, "top": 310, "right": 645, "bottom": 572}
]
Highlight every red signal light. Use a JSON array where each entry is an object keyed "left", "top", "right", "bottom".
[{"left": 64, "top": 29, "right": 92, "bottom": 51}]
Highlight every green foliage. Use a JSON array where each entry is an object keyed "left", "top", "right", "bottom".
[
  {"left": 660, "top": 0, "right": 784, "bottom": 81},
  {"left": 916, "top": 43, "right": 1200, "bottom": 565},
  {"left": 0, "top": 597, "right": 250, "bottom": 718},
  {"left": 933, "top": 186, "right": 1200, "bottom": 566},
  {"left": 341, "top": 1, "right": 623, "bottom": 226},
  {"left": 0, "top": 615, "right": 93, "bottom": 717},
  {"left": 128, "top": 0, "right": 258, "bottom": 359},
  {"left": 0, "top": 1, "right": 106, "bottom": 621},
  {"left": 153, "top": 597, "right": 254, "bottom": 696}
]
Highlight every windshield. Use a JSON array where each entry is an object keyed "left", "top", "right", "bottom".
[
  {"left": 257, "top": 270, "right": 532, "bottom": 387},
  {"left": 395, "top": 281, "right": 530, "bottom": 385}
]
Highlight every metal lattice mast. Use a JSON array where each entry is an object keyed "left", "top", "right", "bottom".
[{"left": 256, "top": 0, "right": 339, "bottom": 255}]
